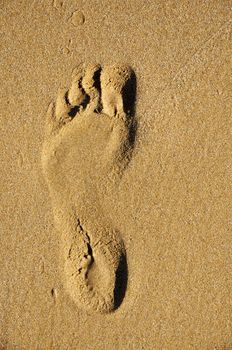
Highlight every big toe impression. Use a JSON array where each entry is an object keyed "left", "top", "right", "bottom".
[{"left": 101, "top": 65, "right": 136, "bottom": 119}]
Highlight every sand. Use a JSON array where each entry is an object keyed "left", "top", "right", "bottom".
[{"left": 0, "top": 0, "right": 231, "bottom": 349}]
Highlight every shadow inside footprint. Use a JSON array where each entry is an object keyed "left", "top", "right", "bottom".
[
  {"left": 122, "top": 69, "right": 137, "bottom": 119},
  {"left": 114, "top": 251, "right": 128, "bottom": 310},
  {"left": 123, "top": 70, "right": 137, "bottom": 151}
]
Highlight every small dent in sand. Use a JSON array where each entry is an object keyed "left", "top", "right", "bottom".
[
  {"left": 71, "top": 10, "right": 85, "bottom": 26},
  {"left": 17, "top": 150, "right": 24, "bottom": 167},
  {"left": 51, "top": 288, "right": 58, "bottom": 301},
  {"left": 53, "top": 0, "right": 64, "bottom": 10}
]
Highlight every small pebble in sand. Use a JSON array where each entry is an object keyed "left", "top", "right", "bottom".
[
  {"left": 71, "top": 10, "right": 85, "bottom": 26},
  {"left": 62, "top": 47, "right": 70, "bottom": 55}
]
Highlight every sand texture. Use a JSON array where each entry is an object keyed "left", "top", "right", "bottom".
[{"left": 0, "top": 0, "right": 231, "bottom": 349}]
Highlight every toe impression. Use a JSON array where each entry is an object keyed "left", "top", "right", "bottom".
[{"left": 101, "top": 65, "right": 135, "bottom": 119}]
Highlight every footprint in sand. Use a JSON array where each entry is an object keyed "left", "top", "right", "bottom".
[{"left": 41, "top": 64, "right": 136, "bottom": 313}]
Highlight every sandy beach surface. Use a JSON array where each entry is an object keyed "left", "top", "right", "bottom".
[{"left": 0, "top": 1, "right": 231, "bottom": 349}]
